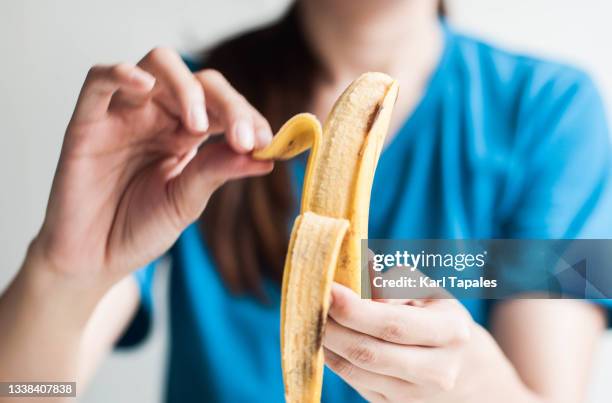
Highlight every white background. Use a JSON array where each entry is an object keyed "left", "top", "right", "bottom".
[{"left": 1, "top": 1, "right": 611, "bottom": 402}]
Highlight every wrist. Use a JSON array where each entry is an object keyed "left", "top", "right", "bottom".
[
  {"left": 18, "top": 239, "right": 113, "bottom": 330},
  {"left": 0, "top": 242, "right": 107, "bottom": 381},
  {"left": 458, "top": 324, "right": 542, "bottom": 403}
]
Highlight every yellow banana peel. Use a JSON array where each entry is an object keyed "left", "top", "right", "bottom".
[{"left": 254, "top": 72, "right": 399, "bottom": 403}]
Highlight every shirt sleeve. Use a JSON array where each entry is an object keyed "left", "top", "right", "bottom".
[
  {"left": 115, "top": 261, "right": 158, "bottom": 348},
  {"left": 503, "top": 68, "right": 612, "bottom": 323}
]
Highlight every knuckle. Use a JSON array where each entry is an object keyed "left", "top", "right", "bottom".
[
  {"left": 347, "top": 337, "right": 377, "bottom": 365},
  {"left": 328, "top": 356, "right": 354, "bottom": 379},
  {"left": 439, "top": 371, "right": 458, "bottom": 391},
  {"left": 331, "top": 293, "right": 354, "bottom": 321},
  {"left": 85, "top": 64, "right": 104, "bottom": 81},
  {"left": 197, "top": 68, "right": 225, "bottom": 82},
  {"left": 379, "top": 320, "right": 405, "bottom": 342},
  {"left": 147, "top": 46, "right": 176, "bottom": 62},
  {"left": 109, "top": 63, "right": 132, "bottom": 79},
  {"left": 428, "top": 326, "right": 446, "bottom": 346},
  {"left": 84, "top": 64, "right": 131, "bottom": 91},
  {"left": 448, "top": 316, "right": 471, "bottom": 344},
  {"left": 86, "top": 65, "right": 99, "bottom": 77},
  {"left": 430, "top": 365, "right": 459, "bottom": 391}
]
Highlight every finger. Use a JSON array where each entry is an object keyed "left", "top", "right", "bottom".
[
  {"left": 371, "top": 293, "right": 428, "bottom": 307},
  {"left": 138, "top": 47, "right": 208, "bottom": 133},
  {"left": 251, "top": 110, "right": 273, "bottom": 149},
  {"left": 163, "top": 146, "right": 199, "bottom": 180},
  {"left": 74, "top": 63, "right": 155, "bottom": 122},
  {"left": 323, "top": 319, "right": 461, "bottom": 390},
  {"left": 329, "top": 282, "right": 470, "bottom": 347},
  {"left": 324, "top": 349, "right": 396, "bottom": 403},
  {"left": 368, "top": 250, "right": 418, "bottom": 300},
  {"left": 368, "top": 253, "right": 452, "bottom": 300},
  {"left": 166, "top": 142, "right": 273, "bottom": 226},
  {"left": 195, "top": 69, "right": 271, "bottom": 153}
]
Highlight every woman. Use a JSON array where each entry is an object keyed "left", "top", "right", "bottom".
[{"left": 1, "top": 0, "right": 611, "bottom": 402}]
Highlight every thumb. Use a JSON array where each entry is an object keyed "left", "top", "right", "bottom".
[{"left": 168, "top": 142, "right": 273, "bottom": 225}]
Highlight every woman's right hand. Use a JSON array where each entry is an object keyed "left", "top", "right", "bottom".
[{"left": 29, "top": 48, "right": 273, "bottom": 290}]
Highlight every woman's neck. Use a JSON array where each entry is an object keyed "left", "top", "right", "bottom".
[
  {"left": 298, "top": 0, "right": 444, "bottom": 136},
  {"left": 298, "top": 0, "right": 442, "bottom": 84}
]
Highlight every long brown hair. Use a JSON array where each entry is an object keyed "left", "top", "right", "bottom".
[{"left": 200, "top": 1, "right": 446, "bottom": 297}]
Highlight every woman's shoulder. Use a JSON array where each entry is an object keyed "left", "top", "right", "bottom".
[{"left": 447, "top": 25, "right": 600, "bottom": 103}]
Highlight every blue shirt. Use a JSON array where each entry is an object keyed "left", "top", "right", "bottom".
[{"left": 118, "top": 24, "right": 612, "bottom": 402}]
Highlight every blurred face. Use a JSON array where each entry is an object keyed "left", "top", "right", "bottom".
[{"left": 301, "top": 0, "right": 437, "bottom": 22}]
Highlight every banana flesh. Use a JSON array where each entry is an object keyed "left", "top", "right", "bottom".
[
  {"left": 281, "top": 212, "right": 349, "bottom": 403},
  {"left": 254, "top": 72, "right": 399, "bottom": 403}
]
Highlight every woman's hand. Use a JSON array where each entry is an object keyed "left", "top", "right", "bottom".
[
  {"left": 323, "top": 283, "right": 540, "bottom": 403},
  {"left": 0, "top": 49, "right": 275, "bottom": 382},
  {"left": 323, "top": 283, "right": 471, "bottom": 402},
  {"left": 30, "top": 48, "right": 273, "bottom": 289}
]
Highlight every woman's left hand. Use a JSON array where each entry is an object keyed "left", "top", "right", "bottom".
[{"left": 323, "top": 282, "right": 477, "bottom": 403}]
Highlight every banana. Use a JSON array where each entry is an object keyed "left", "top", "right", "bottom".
[{"left": 254, "top": 72, "right": 399, "bottom": 403}]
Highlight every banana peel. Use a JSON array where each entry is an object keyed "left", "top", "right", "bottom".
[{"left": 254, "top": 72, "right": 399, "bottom": 403}]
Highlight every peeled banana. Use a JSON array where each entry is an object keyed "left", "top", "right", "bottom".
[{"left": 254, "top": 72, "right": 399, "bottom": 403}]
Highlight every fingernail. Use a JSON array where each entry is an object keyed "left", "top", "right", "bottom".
[
  {"left": 235, "top": 120, "right": 255, "bottom": 151},
  {"left": 256, "top": 129, "right": 273, "bottom": 147},
  {"left": 190, "top": 103, "right": 208, "bottom": 132}
]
